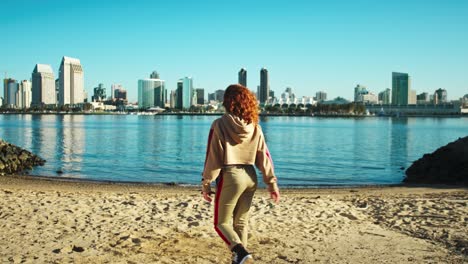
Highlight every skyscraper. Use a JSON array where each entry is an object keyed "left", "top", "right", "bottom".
[
  {"left": 391, "top": 72, "right": 411, "bottom": 105},
  {"left": 16, "top": 80, "right": 32, "bottom": 109},
  {"left": 354, "top": 84, "right": 367, "bottom": 102},
  {"left": 92, "top": 83, "right": 106, "bottom": 102},
  {"left": 214, "top": 89, "right": 225, "bottom": 102},
  {"left": 138, "top": 76, "right": 165, "bottom": 109},
  {"left": 259, "top": 68, "right": 269, "bottom": 104},
  {"left": 196, "top": 88, "right": 205, "bottom": 105},
  {"left": 176, "top": 77, "right": 193, "bottom": 109},
  {"left": 59, "top": 56, "right": 84, "bottom": 106},
  {"left": 315, "top": 91, "right": 327, "bottom": 102},
  {"left": 378, "top": 88, "right": 391, "bottom": 104},
  {"left": 170, "top": 90, "right": 177, "bottom": 108},
  {"left": 150, "top": 71, "right": 160, "bottom": 79},
  {"left": 32, "top": 64, "right": 56, "bottom": 106},
  {"left": 6, "top": 79, "right": 18, "bottom": 108},
  {"left": 434, "top": 88, "right": 447, "bottom": 104},
  {"left": 238, "top": 68, "right": 247, "bottom": 87}
]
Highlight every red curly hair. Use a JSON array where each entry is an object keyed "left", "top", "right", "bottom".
[{"left": 223, "top": 84, "right": 259, "bottom": 124}]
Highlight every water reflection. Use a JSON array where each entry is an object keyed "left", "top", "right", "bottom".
[
  {"left": 55, "top": 115, "right": 85, "bottom": 176},
  {"left": 390, "top": 117, "right": 408, "bottom": 177}
]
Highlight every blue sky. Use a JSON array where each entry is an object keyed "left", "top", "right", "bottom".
[{"left": 1, "top": 0, "right": 467, "bottom": 102}]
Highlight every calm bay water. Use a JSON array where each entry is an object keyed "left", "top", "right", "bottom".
[{"left": 1, "top": 114, "right": 467, "bottom": 186}]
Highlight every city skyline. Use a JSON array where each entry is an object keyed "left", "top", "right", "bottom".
[{"left": 1, "top": 0, "right": 467, "bottom": 102}]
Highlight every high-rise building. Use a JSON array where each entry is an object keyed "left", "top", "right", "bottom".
[
  {"left": 32, "top": 64, "right": 56, "bottom": 106},
  {"left": 150, "top": 71, "right": 160, "bottom": 79},
  {"left": 111, "top": 84, "right": 122, "bottom": 100},
  {"left": 170, "top": 90, "right": 177, "bottom": 108},
  {"left": 238, "top": 68, "right": 247, "bottom": 87},
  {"left": 281, "top": 87, "right": 295, "bottom": 104},
  {"left": 16, "top": 80, "right": 32, "bottom": 108},
  {"left": 378, "top": 88, "right": 391, "bottom": 104},
  {"left": 208, "top": 92, "right": 215, "bottom": 102},
  {"left": 195, "top": 88, "right": 205, "bottom": 105},
  {"left": 6, "top": 79, "right": 18, "bottom": 108},
  {"left": 315, "top": 91, "right": 327, "bottom": 102},
  {"left": 258, "top": 68, "right": 269, "bottom": 103},
  {"left": 92, "top": 83, "right": 106, "bottom": 102},
  {"left": 176, "top": 77, "right": 193, "bottom": 109},
  {"left": 214, "top": 89, "right": 225, "bottom": 102},
  {"left": 138, "top": 77, "right": 165, "bottom": 109},
  {"left": 59, "top": 56, "right": 84, "bottom": 106},
  {"left": 391, "top": 72, "right": 412, "bottom": 105},
  {"left": 3, "top": 78, "right": 9, "bottom": 105},
  {"left": 434, "top": 88, "right": 447, "bottom": 104},
  {"left": 417, "top": 92, "right": 430, "bottom": 104},
  {"left": 354, "top": 84, "right": 367, "bottom": 102}
]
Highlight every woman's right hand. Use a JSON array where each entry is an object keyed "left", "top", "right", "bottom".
[
  {"left": 270, "top": 190, "right": 280, "bottom": 203},
  {"left": 268, "top": 182, "right": 280, "bottom": 204}
]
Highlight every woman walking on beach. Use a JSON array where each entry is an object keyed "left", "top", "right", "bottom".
[{"left": 202, "top": 84, "right": 280, "bottom": 264}]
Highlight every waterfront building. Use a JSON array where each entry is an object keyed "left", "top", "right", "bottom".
[
  {"left": 170, "top": 90, "right": 177, "bottom": 108},
  {"left": 391, "top": 72, "right": 412, "bottom": 105},
  {"left": 434, "top": 88, "right": 447, "bottom": 104},
  {"left": 138, "top": 76, "right": 165, "bottom": 109},
  {"left": 258, "top": 68, "right": 269, "bottom": 104},
  {"left": 92, "top": 83, "right": 106, "bottom": 102},
  {"left": 357, "top": 92, "right": 378, "bottom": 104},
  {"left": 208, "top": 92, "right": 215, "bottom": 102},
  {"left": 176, "top": 77, "right": 193, "bottom": 109},
  {"left": 3, "top": 78, "right": 9, "bottom": 106},
  {"left": 16, "top": 80, "right": 32, "bottom": 108},
  {"left": 150, "top": 71, "right": 160, "bottom": 79},
  {"left": 214, "top": 89, "right": 225, "bottom": 102},
  {"left": 59, "top": 56, "right": 84, "bottom": 106},
  {"left": 115, "top": 87, "right": 127, "bottom": 101},
  {"left": 281, "top": 87, "right": 296, "bottom": 104},
  {"left": 196, "top": 88, "right": 204, "bottom": 105},
  {"left": 378, "top": 88, "right": 391, "bottom": 104},
  {"left": 55, "top": 78, "right": 59, "bottom": 103},
  {"left": 32, "top": 64, "right": 56, "bottom": 106},
  {"left": 238, "top": 68, "right": 247, "bottom": 87},
  {"left": 6, "top": 79, "right": 18, "bottom": 108},
  {"left": 315, "top": 91, "right": 327, "bottom": 102},
  {"left": 417, "top": 92, "right": 430, "bottom": 104},
  {"left": 354, "top": 84, "right": 368, "bottom": 102},
  {"left": 111, "top": 84, "right": 117, "bottom": 100}
]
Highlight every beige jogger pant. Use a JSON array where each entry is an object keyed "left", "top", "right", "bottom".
[{"left": 214, "top": 165, "right": 257, "bottom": 249}]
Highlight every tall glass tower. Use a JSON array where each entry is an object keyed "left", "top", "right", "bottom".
[
  {"left": 391, "top": 72, "right": 410, "bottom": 105},
  {"left": 176, "top": 77, "right": 193, "bottom": 109},
  {"left": 138, "top": 75, "right": 165, "bottom": 109},
  {"left": 259, "top": 68, "right": 269, "bottom": 104},
  {"left": 238, "top": 68, "right": 247, "bottom": 87}
]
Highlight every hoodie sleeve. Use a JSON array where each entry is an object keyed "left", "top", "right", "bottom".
[
  {"left": 202, "top": 121, "right": 224, "bottom": 183},
  {"left": 255, "top": 127, "right": 278, "bottom": 186}
]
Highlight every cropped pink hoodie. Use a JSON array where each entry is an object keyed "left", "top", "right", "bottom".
[{"left": 202, "top": 114, "right": 277, "bottom": 186}]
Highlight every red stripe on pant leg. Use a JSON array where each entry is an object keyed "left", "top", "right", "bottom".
[{"left": 214, "top": 176, "right": 231, "bottom": 246}]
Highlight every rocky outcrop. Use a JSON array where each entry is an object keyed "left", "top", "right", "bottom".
[
  {"left": 404, "top": 136, "right": 468, "bottom": 185},
  {"left": 0, "top": 140, "right": 45, "bottom": 175}
]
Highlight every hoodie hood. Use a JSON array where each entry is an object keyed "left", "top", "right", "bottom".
[{"left": 219, "top": 113, "right": 255, "bottom": 144}]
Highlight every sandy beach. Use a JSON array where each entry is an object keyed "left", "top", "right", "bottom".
[{"left": 0, "top": 175, "right": 466, "bottom": 264}]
